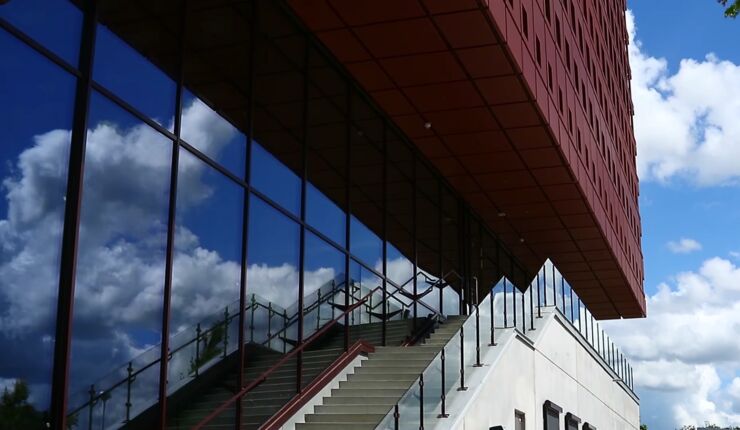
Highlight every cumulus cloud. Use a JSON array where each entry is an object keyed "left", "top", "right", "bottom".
[
  {"left": 0, "top": 97, "right": 355, "bottom": 418},
  {"left": 604, "top": 257, "right": 740, "bottom": 426},
  {"left": 628, "top": 11, "right": 740, "bottom": 185},
  {"left": 667, "top": 238, "right": 703, "bottom": 254}
]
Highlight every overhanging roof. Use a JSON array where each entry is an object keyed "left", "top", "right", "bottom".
[{"left": 287, "top": 0, "right": 645, "bottom": 319}]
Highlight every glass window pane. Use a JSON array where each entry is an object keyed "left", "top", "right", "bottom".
[
  {"left": 307, "top": 183, "right": 345, "bottom": 246},
  {"left": 252, "top": 3, "right": 305, "bottom": 215},
  {"left": 93, "top": 22, "right": 177, "bottom": 131},
  {"left": 167, "top": 149, "right": 244, "bottom": 396},
  {"left": 180, "top": 91, "right": 246, "bottom": 177},
  {"left": 0, "top": 0, "right": 82, "bottom": 66},
  {"left": 181, "top": 0, "right": 251, "bottom": 178},
  {"left": 246, "top": 196, "right": 300, "bottom": 350},
  {"left": 68, "top": 91, "right": 172, "bottom": 428},
  {"left": 0, "top": 30, "right": 75, "bottom": 423},
  {"left": 303, "top": 232, "right": 344, "bottom": 341},
  {"left": 350, "top": 216, "right": 382, "bottom": 269},
  {"left": 250, "top": 142, "right": 301, "bottom": 216}
]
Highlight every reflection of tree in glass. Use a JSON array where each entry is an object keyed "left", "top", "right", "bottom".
[
  {"left": 188, "top": 323, "right": 224, "bottom": 376},
  {"left": 0, "top": 380, "right": 45, "bottom": 429}
]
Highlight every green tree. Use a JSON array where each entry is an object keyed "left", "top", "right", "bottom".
[
  {"left": 720, "top": 0, "right": 740, "bottom": 17},
  {"left": 640, "top": 425, "right": 648, "bottom": 430},
  {"left": 0, "top": 380, "right": 45, "bottom": 429}
]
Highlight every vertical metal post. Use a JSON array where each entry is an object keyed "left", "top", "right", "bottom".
[
  {"left": 394, "top": 404, "right": 400, "bottom": 430},
  {"left": 542, "top": 266, "right": 548, "bottom": 306},
  {"left": 297, "top": 34, "right": 309, "bottom": 395},
  {"left": 125, "top": 362, "right": 133, "bottom": 423},
  {"left": 223, "top": 307, "right": 229, "bottom": 359},
  {"left": 343, "top": 80, "right": 351, "bottom": 352},
  {"left": 474, "top": 278, "right": 481, "bottom": 367},
  {"left": 87, "top": 385, "right": 95, "bottom": 430},
  {"left": 316, "top": 290, "right": 321, "bottom": 331},
  {"left": 419, "top": 373, "right": 424, "bottom": 430},
  {"left": 503, "top": 279, "right": 508, "bottom": 327},
  {"left": 577, "top": 298, "right": 582, "bottom": 332},
  {"left": 529, "top": 279, "right": 534, "bottom": 330},
  {"left": 521, "top": 285, "right": 525, "bottom": 333},
  {"left": 237, "top": 4, "right": 256, "bottom": 425},
  {"left": 249, "top": 295, "right": 255, "bottom": 342},
  {"left": 50, "top": 1, "right": 97, "bottom": 427},
  {"left": 489, "top": 288, "right": 495, "bottom": 346},
  {"left": 551, "top": 263, "right": 556, "bottom": 307},
  {"left": 439, "top": 349, "right": 448, "bottom": 418},
  {"left": 536, "top": 273, "right": 542, "bottom": 318},
  {"left": 561, "top": 277, "right": 566, "bottom": 314},
  {"left": 458, "top": 327, "right": 467, "bottom": 391},
  {"left": 570, "top": 287, "right": 574, "bottom": 322},
  {"left": 381, "top": 122, "right": 388, "bottom": 346},
  {"left": 194, "top": 324, "right": 201, "bottom": 377}
]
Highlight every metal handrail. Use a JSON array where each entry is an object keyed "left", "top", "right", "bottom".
[{"left": 191, "top": 286, "right": 384, "bottom": 430}]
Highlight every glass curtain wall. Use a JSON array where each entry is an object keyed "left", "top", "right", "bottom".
[{"left": 0, "top": 0, "right": 529, "bottom": 428}]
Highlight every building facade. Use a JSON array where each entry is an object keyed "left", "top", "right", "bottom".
[{"left": 0, "top": 1, "right": 642, "bottom": 429}]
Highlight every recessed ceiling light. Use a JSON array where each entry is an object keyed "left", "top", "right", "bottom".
[
  {"left": 498, "top": 212, "right": 506, "bottom": 217},
  {"left": 423, "top": 122, "right": 432, "bottom": 129}
]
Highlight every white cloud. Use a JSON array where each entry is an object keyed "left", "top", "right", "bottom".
[
  {"left": 628, "top": 10, "right": 740, "bottom": 185},
  {"left": 667, "top": 238, "right": 703, "bottom": 254},
  {"left": 604, "top": 257, "right": 740, "bottom": 427}
]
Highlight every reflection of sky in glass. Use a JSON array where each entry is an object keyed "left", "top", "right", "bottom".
[
  {"left": 93, "top": 24, "right": 176, "bottom": 131},
  {"left": 69, "top": 90, "right": 171, "bottom": 410},
  {"left": 0, "top": 27, "right": 76, "bottom": 411},
  {"left": 307, "top": 183, "right": 345, "bottom": 246},
  {"left": 251, "top": 143, "right": 301, "bottom": 216},
  {"left": 0, "top": 0, "right": 82, "bottom": 66},
  {"left": 350, "top": 215, "right": 382, "bottom": 268},
  {"left": 180, "top": 91, "right": 246, "bottom": 177}
]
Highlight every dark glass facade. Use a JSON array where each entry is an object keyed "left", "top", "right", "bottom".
[{"left": 0, "top": 1, "right": 528, "bottom": 429}]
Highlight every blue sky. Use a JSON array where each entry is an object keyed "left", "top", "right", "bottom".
[{"left": 628, "top": 0, "right": 740, "bottom": 292}]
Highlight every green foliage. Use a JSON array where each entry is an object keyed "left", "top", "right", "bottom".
[
  {"left": 0, "top": 380, "right": 46, "bottom": 430},
  {"left": 719, "top": 0, "right": 740, "bottom": 17},
  {"left": 641, "top": 425, "right": 648, "bottom": 430},
  {"left": 189, "top": 322, "right": 225, "bottom": 375}
]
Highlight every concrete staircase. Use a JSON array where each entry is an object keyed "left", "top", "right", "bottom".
[
  {"left": 165, "top": 319, "right": 422, "bottom": 429},
  {"left": 296, "top": 315, "right": 467, "bottom": 430}
]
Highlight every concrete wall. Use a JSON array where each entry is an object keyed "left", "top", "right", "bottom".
[{"left": 445, "top": 309, "right": 639, "bottom": 430}]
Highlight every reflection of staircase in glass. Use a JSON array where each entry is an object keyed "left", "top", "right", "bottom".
[{"left": 66, "top": 275, "right": 425, "bottom": 430}]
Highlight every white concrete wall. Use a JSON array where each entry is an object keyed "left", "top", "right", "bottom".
[{"left": 444, "top": 309, "right": 639, "bottom": 430}]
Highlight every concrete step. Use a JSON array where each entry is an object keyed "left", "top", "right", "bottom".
[
  {"left": 330, "top": 387, "right": 408, "bottom": 397},
  {"left": 314, "top": 404, "right": 395, "bottom": 415},
  {"left": 338, "top": 379, "right": 415, "bottom": 390},
  {"left": 305, "top": 413, "right": 388, "bottom": 423},
  {"left": 296, "top": 423, "right": 377, "bottom": 430}
]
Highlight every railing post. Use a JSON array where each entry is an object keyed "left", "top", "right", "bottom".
[
  {"left": 570, "top": 287, "right": 575, "bottom": 322},
  {"left": 125, "top": 362, "right": 133, "bottom": 423},
  {"left": 551, "top": 263, "right": 556, "bottom": 307},
  {"left": 419, "top": 373, "right": 424, "bottom": 430},
  {"left": 194, "top": 323, "right": 201, "bottom": 377},
  {"left": 503, "top": 279, "right": 508, "bottom": 327},
  {"left": 542, "top": 267, "right": 548, "bottom": 307},
  {"left": 283, "top": 310, "right": 288, "bottom": 353},
  {"left": 316, "top": 290, "right": 321, "bottom": 330},
  {"left": 529, "top": 281, "right": 534, "bottom": 330},
  {"left": 536, "top": 272, "right": 542, "bottom": 318},
  {"left": 250, "top": 294, "right": 255, "bottom": 342},
  {"left": 520, "top": 287, "right": 525, "bottom": 333},
  {"left": 439, "top": 349, "right": 449, "bottom": 418},
  {"left": 474, "top": 278, "right": 481, "bottom": 367},
  {"left": 394, "top": 404, "right": 400, "bottom": 430},
  {"left": 458, "top": 327, "right": 467, "bottom": 391},
  {"left": 223, "top": 307, "right": 229, "bottom": 359},
  {"left": 489, "top": 287, "right": 495, "bottom": 346},
  {"left": 561, "top": 277, "right": 566, "bottom": 314},
  {"left": 87, "top": 384, "right": 95, "bottom": 430}
]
